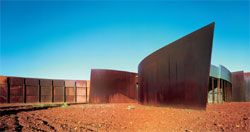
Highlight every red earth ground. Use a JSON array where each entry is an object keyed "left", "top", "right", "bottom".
[{"left": 0, "top": 102, "right": 249, "bottom": 131}]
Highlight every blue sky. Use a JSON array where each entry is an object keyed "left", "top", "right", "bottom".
[{"left": 0, "top": 0, "right": 249, "bottom": 80}]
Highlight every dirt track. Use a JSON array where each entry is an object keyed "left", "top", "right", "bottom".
[{"left": 0, "top": 102, "right": 249, "bottom": 131}]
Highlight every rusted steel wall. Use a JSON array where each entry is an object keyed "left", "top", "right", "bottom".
[
  {"left": 53, "top": 80, "right": 65, "bottom": 102},
  {"left": 9, "top": 77, "right": 25, "bottom": 103},
  {"left": 90, "top": 69, "right": 137, "bottom": 103},
  {"left": 76, "top": 80, "right": 87, "bottom": 103},
  {"left": 0, "top": 76, "right": 8, "bottom": 103},
  {"left": 40, "top": 79, "right": 53, "bottom": 102},
  {"left": 25, "top": 78, "right": 39, "bottom": 103},
  {"left": 0, "top": 76, "right": 88, "bottom": 104},
  {"left": 138, "top": 23, "right": 214, "bottom": 108},
  {"left": 244, "top": 73, "right": 250, "bottom": 101},
  {"left": 65, "top": 80, "right": 76, "bottom": 102},
  {"left": 232, "top": 71, "right": 245, "bottom": 102}
]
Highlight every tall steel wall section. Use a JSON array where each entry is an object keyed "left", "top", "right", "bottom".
[
  {"left": 25, "top": 78, "right": 39, "bottom": 103},
  {"left": 244, "top": 73, "right": 250, "bottom": 101},
  {"left": 76, "top": 80, "right": 87, "bottom": 103},
  {"left": 138, "top": 23, "right": 214, "bottom": 108},
  {"left": 232, "top": 71, "right": 245, "bottom": 102},
  {"left": 53, "top": 80, "right": 65, "bottom": 102},
  {"left": 0, "top": 76, "right": 8, "bottom": 103},
  {"left": 65, "top": 80, "right": 76, "bottom": 102},
  {"left": 9, "top": 77, "right": 25, "bottom": 103},
  {"left": 90, "top": 69, "right": 137, "bottom": 103}
]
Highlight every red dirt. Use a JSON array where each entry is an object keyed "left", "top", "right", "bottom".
[{"left": 0, "top": 102, "right": 249, "bottom": 131}]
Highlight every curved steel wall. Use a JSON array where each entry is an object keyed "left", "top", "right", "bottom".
[
  {"left": 138, "top": 23, "right": 214, "bottom": 108},
  {"left": 89, "top": 69, "right": 137, "bottom": 103}
]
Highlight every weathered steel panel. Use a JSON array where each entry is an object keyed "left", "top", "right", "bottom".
[
  {"left": 25, "top": 78, "right": 40, "bottom": 103},
  {"left": 41, "top": 86, "right": 52, "bottom": 102},
  {"left": 54, "top": 86, "right": 64, "bottom": 95},
  {"left": 65, "top": 80, "right": 75, "bottom": 87},
  {"left": 53, "top": 80, "right": 64, "bottom": 87},
  {"left": 53, "top": 86, "right": 64, "bottom": 102},
  {"left": 76, "top": 95, "right": 86, "bottom": 103},
  {"left": 10, "top": 86, "right": 23, "bottom": 96},
  {"left": 66, "top": 87, "right": 75, "bottom": 95},
  {"left": 76, "top": 87, "right": 86, "bottom": 96},
  {"left": 40, "top": 79, "right": 52, "bottom": 86},
  {"left": 0, "top": 85, "right": 8, "bottom": 103},
  {"left": 41, "top": 95, "right": 52, "bottom": 102},
  {"left": 90, "top": 69, "right": 137, "bottom": 103},
  {"left": 232, "top": 71, "right": 245, "bottom": 102},
  {"left": 65, "top": 87, "right": 75, "bottom": 102},
  {"left": 25, "top": 78, "right": 39, "bottom": 86},
  {"left": 0, "top": 76, "right": 8, "bottom": 103},
  {"left": 54, "top": 96, "right": 64, "bottom": 102},
  {"left": 138, "top": 23, "right": 214, "bottom": 108},
  {"left": 10, "top": 85, "right": 24, "bottom": 103},
  {"left": 26, "top": 86, "right": 39, "bottom": 103},
  {"left": 76, "top": 80, "right": 87, "bottom": 87},
  {"left": 0, "top": 76, "right": 8, "bottom": 85},
  {"left": 9, "top": 77, "right": 24, "bottom": 86},
  {"left": 26, "top": 96, "right": 39, "bottom": 103},
  {"left": 66, "top": 95, "right": 75, "bottom": 102},
  {"left": 10, "top": 96, "right": 24, "bottom": 103},
  {"left": 244, "top": 73, "right": 250, "bottom": 101}
]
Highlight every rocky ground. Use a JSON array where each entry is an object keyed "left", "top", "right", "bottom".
[{"left": 0, "top": 102, "right": 249, "bottom": 131}]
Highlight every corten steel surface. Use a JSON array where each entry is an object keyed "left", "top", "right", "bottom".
[
  {"left": 244, "top": 73, "right": 250, "bottom": 101},
  {"left": 54, "top": 86, "right": 64, "bottom": 102},
  {"left": 53, "top": 80, "right": 64, "bottom": 102},
  {"left": 76, "top": 80, "right": 87, "bottom": 87},
  {"left": 65, "top": 80, "right": 75, "bottom": 87},
  {"left": 0, "top": 76, "right": 8, "bottom": 103},
  {"left": 25, "top": 78, "right": 39, "bottom": 103},
  {"left": 9, "top": 77, "right": 24, "bottom": 103},
  {"left": 65, "top": 80, "right": 76, "bottom": 102},
  {"left": 76, "top": 80, "right": 87, "bottom": 102},
  {"left": 76, "top": 87, "right": 86, "bottom": 102},
  {"left": 232, "top": 71, "right": 245, "bottom": 102},
  {"left": 40, "top": 79, "right": 52, "bottom": 102},
  {"left": 65, "top": 87, "right": 76, "bottom": 102},
  {"left": 138, "top": 23, "right": 215, "bottom": 108},
  {"left": 90, "top": 69, "right": 137, "bottom": 103},
  {"left": 25, "top": 78, "right": 39, "bottom": 86},
  {"left": 66, "top": 87, "right": 75, "bottom": 102}
]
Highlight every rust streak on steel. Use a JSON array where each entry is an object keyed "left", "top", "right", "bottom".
[
  {"left": 90, "top": 69, "right": 137, "bottom": 103},
  {"left": 138, "top": 23, "right": 215, "bottom": 108}
]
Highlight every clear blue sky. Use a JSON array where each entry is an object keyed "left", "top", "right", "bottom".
[{"left": 0, "top": 0, "right": 249, "bottom": 80}]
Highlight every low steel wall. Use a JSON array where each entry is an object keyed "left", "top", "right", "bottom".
[
  {"left": 89, "top": 69, "right": 137, "bottom": 103},
  {"left": 0, "top": 76, "right": 89, "bottom": 104}
]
